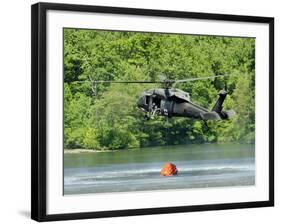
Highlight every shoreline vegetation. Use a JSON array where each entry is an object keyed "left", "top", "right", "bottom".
[
  {"left": 64, "top": 149, "right": 110, "bottom": 154},
  {"left": 64, "top": 147, "right": 145, "bottom": 154},
  {"left": 64, "top": 148, "right": 142, "bottom": 154},
  {"left": 64, "top": 142, "right": 255, "bottom": 154}
]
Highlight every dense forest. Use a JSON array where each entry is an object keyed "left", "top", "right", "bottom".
[{"left": 64, "top": 28, "right": 255, "bottom": 150}]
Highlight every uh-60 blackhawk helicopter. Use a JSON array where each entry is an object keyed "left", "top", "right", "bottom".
[{"left": 91, "top": 74, "right": 236, "bottom": 123}]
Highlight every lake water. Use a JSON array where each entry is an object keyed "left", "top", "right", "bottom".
[{"left": 64, "top": 143, "right": 255, "bottom": 195}]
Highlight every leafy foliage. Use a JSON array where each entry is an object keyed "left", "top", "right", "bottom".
[{"left": 64, "top": 28, "right": 255, "bottom": 149}]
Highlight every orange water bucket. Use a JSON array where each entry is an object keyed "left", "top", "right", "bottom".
[{"left": 160, "top": 163, "right": 178, "bottom": 176}]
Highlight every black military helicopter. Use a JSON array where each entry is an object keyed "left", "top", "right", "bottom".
[{"left": 91, "top": 74, "right": 236, "bottom": 122}]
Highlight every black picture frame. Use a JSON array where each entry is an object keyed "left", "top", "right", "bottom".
[{"left": 31, "top": 2, "right": 274, "bottom": 222}]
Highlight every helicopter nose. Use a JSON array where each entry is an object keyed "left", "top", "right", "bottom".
[
  {"left": 137, "top": 96, "right": 146, "bottom": 109},
  {"left": 137, "top": 96, "right": 143, "bottom": 108}
]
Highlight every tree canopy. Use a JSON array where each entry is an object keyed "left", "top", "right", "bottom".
[{"left": 64, "top": 28, "right": 255, "bottom": 150}]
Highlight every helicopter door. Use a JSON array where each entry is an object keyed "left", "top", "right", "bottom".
[{"left": 152, "top": 97, "right": 161, "bottom": 108}]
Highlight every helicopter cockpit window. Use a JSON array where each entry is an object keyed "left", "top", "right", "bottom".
[{"left": 145, "top": 96, "right": 150, "bottom": 105}]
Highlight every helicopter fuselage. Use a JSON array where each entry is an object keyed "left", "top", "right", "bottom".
[{"left": 137, "top": 88, "right": 235, "bottom": 120}]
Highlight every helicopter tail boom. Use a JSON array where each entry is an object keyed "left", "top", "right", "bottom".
[
  {"left": 200, "top": 112, "right": 221, "bottom": 120},
  {"left": 200, "top": 109, "right": 236, "bottom": 120}
]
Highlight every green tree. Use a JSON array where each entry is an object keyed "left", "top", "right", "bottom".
[{"left": 63, "top": 29, "right": 255, "bottom": 150}]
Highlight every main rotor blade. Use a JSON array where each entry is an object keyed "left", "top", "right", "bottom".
[
  {"left": 93, "top": 80, "right": 163, "bottom": 84},
  {"left": 90, "top": 73, "right": 236, "bottom": 85},
  {"left": 174, "top": 74, "right": 232, "bottom": 83}
]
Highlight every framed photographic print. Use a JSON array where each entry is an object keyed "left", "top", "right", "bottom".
[{"left": 31, "top": 2, "right": 274, "bottom": 222}]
